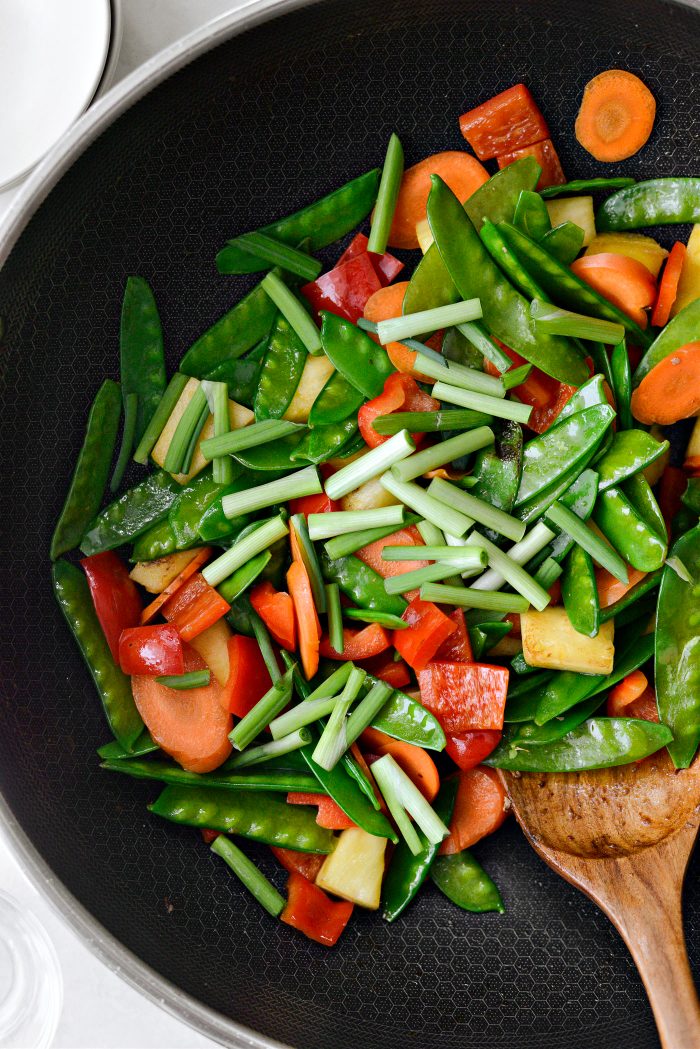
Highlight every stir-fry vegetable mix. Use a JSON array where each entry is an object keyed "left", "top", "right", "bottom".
[{"left": 51, "top": 76, "right": 700, "bottom": 948}]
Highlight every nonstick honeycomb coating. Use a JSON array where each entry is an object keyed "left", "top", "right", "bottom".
[{"left": 1, "top": 0, "right": 699, "bottom": 1046}]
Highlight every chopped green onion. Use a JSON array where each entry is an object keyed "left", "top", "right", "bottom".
[
  {"left": 501, "top": 363, "right": 533, "bottom": 390},
  {"left": 471, "top": 521, "right": 555, "bottom": 590},
  {"left": 233, "top": 232, "right": 322, "bottom": 281},
  {"left": 416, "top": 519, "right": 445, "bottom": 546},
  {"left": 303, "top": 663, "right": 354, "bottom": 703},
  {"left": 543, "top": 500, "right": 629, "bottom": 584},
  {"left": 201, "top": 418, "right": 304, "bottom": 459},
  {"left": 457, "top": 321, "right": 512, "bottom": 373},
  {"left": 289, "top": 513, "right": 326, "bottom": 613},
  {"left": 324, "top": 430, "right": 416, "bottom": 500},
  {"left": 372, "top": 754, "right": 449, "bottom": 856},
  {"left": 309, "top": 505, "right": 405, "bottom": 542},
  {"left": 413, "top": 354, "right": 505, "bottom": 397},
  {"left": 345, "top": 680, "right": 394, "bottom": 747},
  {"left": 202, "top": 515, "right": 288, "bottom": 587},
  {"left": 250, "top": 606, "right": 282, "bottom": 683},
  {"left": 392, "top": 426, "right": 494, "bottom": 482},
  {"left": 419, "top": 583, "right": 530, "bottom": 613},
  {"left": 383, "top": 544, "right": 487, "bottom": 564},
  {"left": 155, "top": 669, "right": 211, "bottom": 690},
  {"left": 269, "top": 694, "right": 340, "bottom": 740},
  {"left": 312, "top": 667, "right": 367, "bottom": 770},
  {"left": 325, "top": 582, "right": 345, "bottom": 654},
  {"left": 182, "top": 400, "right": 211, "bottom": 474},
  {"left": 208, "top": 381, "right": 234, "bottom": 485},
  {"left": 163, "top": 384, "right": 208, "bottom": 474},
  {"left": 133, "top": 372, "right": 189, "bottom": 465},
  {"left": 210, "top": 836, "right": 285, "bottom": 917},
  {"left": 380, "top": 473, "right": 473, "bottom": 537},
  {"left": 531, "top": 299, "right": 625, "bottom": 345},
  {"left": 111, "top": 392, "right": 138, "bottom": 492},
  {"left": 357, "top": 318, "right": 443, "bottom": 360},
  {"left": 344, "top": 608, "right": 408, "bottom": 629},
  {"left": 323, "top": 514, "right": 420, "bottom": 560},
  {"left": 227, "top": 727, "right": 312, "bottom": 769},
  {"left": 376, "top": 299, "right": 482, "bottom": 345},
  {"left": 367, "top": 133, "right": 404, "bottom": 256},
  {"left": 432, "top": 382, "right": 532, "bottom": 424},
  {"left": 261, "top": 271, "right": 322, "bottom": 355},
  {"left": 222, "top": 466, "right": 321, "bottom": 520},
  {"left": 428, "top": 478, "right": 526, "bottom": 543},
  {"left": 371, "top": 409, "right": 493, "bottom": 435},
  {"left": 229, "top": 665, "right": 295, "bottom": 750},
  {"left": 533, "top": 556, "right": 563, "bottom": 590},
  {"left": 464, "top": 532, "right": 551, "bottom": 611},
  {"left": 384, "top": 561, "right": 475, "bottom": 594}
]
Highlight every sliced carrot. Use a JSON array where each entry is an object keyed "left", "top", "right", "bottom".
[
  {"left": 630, "top": 342, "right": 700, "bottom": 425},
  {"left": 140, "top": 547, "right": 212, "bottom": 624},
  {"left": 287, "top": 559, "right": 320, "bottom": 680},
  {"left": 571, "top": 253, "right": 656, "bottom": 329},
  {"left": 287, "top": 793, "right": 356, "bottom": 831},
  {"left": 658, "top": 465, "right": 687, "bottom": 536},
  {"left": 625, "top": 686, "right": 660, "bottom": 724},
  {"left": 497, "top": 139, "right": 566, "bottom": 189},
  {"left": 387, "top": 151, "right": 489, "bottom": 250},
  {"left": 131, "top": 647, "right": 232, "bottom": 773},
  {"left": 575, "top": 70, "right": 656, "bottom": 162},
  {"left": 355, "top": 525, "right": 428, "bottom": 582},
  {"left": 363, "top": 282, "right": 432, "bottom": 379},
  {"left": 319, "top": 623, "right": 390, "bottom": 662},
  {"left": 606, "top": 670, "right": 648, "bottom": 718},
  {"left": 596, "top": 565, "right": 646, "bottom": 608},
  {"left": 651, "top": 242, "right": 687, "bottom": 328},
  {"left": 270, "top": 845, "right": 324, "bottom": 882},
  {"left": 250, "top": 581, "right": 296, "bottom": 651},
  {"left": 161, "top": 572, "right": 230, "bottom": 641},
  {"left": 439, "top": 767, "right": 508, "bottom": 856},
  {"left": 360, "top": 727, "right": 440, "bottom": 802}
]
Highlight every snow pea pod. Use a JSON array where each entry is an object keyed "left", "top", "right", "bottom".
[
  {"left": 633, "top": 298, "right": 700, "bottom": 386},
  {"left": 480, "top": 219, "right": 546, "bottom": 300},
  {"left": 540, "top": 222, "right": 585, "bottom": 265},
  {"left": 97, "top": 731, "right": 157, "bottom": 760},
  {"left": 559, "top": 374, "right": 608, "bottom": 419},
  {"left": 426, "top": 176, "right": 588, "bottom": 385},
  {"left": 514, "top": 189, "right": 551, "bottom": 241},
  {"left": 80, "top": 469, "right": 181, "bottom": 556},
  {"left": 431, "top": 850, "right": 504, "bottom": 913},
  {"left": 470, "top": 620, "right": 512, "bottom": 659},
  {"left": 469, "top": 420, "right": 523, "bottom": 544},
  {"left": 120, "top": 277, "right": 166, "bottom": 445},
  {"left": 169, "top": 467, "right": 235, "bottom": 548},
  {"left": 610, "top": 340, "right": 632, "bottom": 430},
  {"left": 51, "top": 380, "right": 122, "bottom": 560},
  {"left": 290, "top": 417, "right": 358, "bottom": 464},
  {"left": 204, "top": 338, "right": 268, "bottom": 408},
  {"left": 442, "top": 326, "right": 486, "bottom": 371},
  {"left": 656, "top": 523, "right": 700, "bottom": 768},
  {"left": 381, "top": 776, "right": 458, "bottom": 921},
  {"left": 216, "top": 169, "right": 381, "bottom": 274},
  {"left": 149, "top": 785, "right": 335, "bottom": 852},
  {"left": 516, "top": 458, "right": 586, "bottom": 526},
  {"left": 593, "top": 485, "right": 667, "bottom": 572},
  {"left": 540, "top": 177, "right": 636, "bottom": 200},
  {"left": 544, "top": 469, "right": 599, "bottom": 564},
  {"left": 198, "top": 472, "right": 266, "bottom": 541},
  {"left": 218, "top": 549, "right": 270, "bottom": 603},
  {"left": 599, "top": 566, "right": 663, "bottom": 624},
  {"left": 485, "top": 717, "right": 671, "bottom": 772},
  {"left": 102, "top": 756, "right": 322, "bottom": 793},
  {"left": 320, "top": 312, "right": 394, "bottom": 399},
  {"left": 320, "top": 548, "right": 406, "bottom": 617},
  {"left": 179, "top": 277, "right": 279, "bottom": 377},
  {"left": 596, "top": 430, "right": 668, "bottom": 491},
  {"left": 367, "top": 676, "right": 445, "bottom": 751},
  {"left": 52, "top": 560, "right": 144, "bottom": 749},
  {"left": 597, "top": 178, "right": 700, "bottom": 231},
  {"left": 562, "top": 545, "right": 599, "bottom": 637},
  {"left": 682, "top": 478, "right": 700, "bottom": 516},
  {"left": 308, "top": 371, "right": 364, "bottom": 427},
  {"left": 232, "top": 431, "right": 306, "bottom": 471},
  {"left": 625, "top": 472, "right": 667, "bottom": 542},
  {"left": 254, "top": 313, "right": 307, "bottom": 420},
  {"left": 130, "top": 517, "right": 178, "bottom": 561},
  {"left": 501, "top": 694, "right": 604, "bottom": 749}
]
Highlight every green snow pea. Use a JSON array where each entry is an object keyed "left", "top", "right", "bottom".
[
  {"left": 597, "top": 178, "right": 700, "bottom": 231},
  {"left": 403, "top": 237, "right": 460, "bottom": 314},
  {"left": 599, "top": 566, "right": 663, "bottom": 624},
  {"left": 320, "top": 312, "right": 394, "bottom": 398},
  {"left": 198, "top": 472, "right": 275, "bottom": 541},
  {"left": 559, "top": 374, "right": 608, "bottom": 418},
  {"left": 290, "top": 417, "right": 358, "bottom": 464},
  {"left": 254, "top": 313, "right": 307, "bottom": 420},
  {"left": 673, "top": 505, "right": 700, "bottom": 541},
  {"left": 469, "top": 420, "right": 523, "bottom": 544},
  {"left": 540, "top": 177, "right": 636, "bottom": 199},
  {"left": 452, "top": 321, "right": 513, "bottom": 373},
  {"left": 204, "top": 338, "right": 268, "bottom": 408},
  {"left": 610, "top": 340, "right": 632, "bottom": 430},
  {"left": 596, "top": 430, "right": 669, "bottom": 491},
  {"left": 426, "top": 176, "right": 588, "bottom": 384},
  {"left": 308, "top": 370, "right": 364, "bottom": 427},
  {"left": 80, "top": 469, "right": 181, "bottom": 556},
  {"left": 562, "top": 545, "right": 599, "bottom": 637},
  {"left": 367, "top": 676, "right": 445, "bottom": 751},
  {"left": 169, "top": 468, "right": 236, "bottom": 548},
  {"left": 97, "top": 731, "right": 157, "bottom": 760},
  {"left": 485, "top": 717, "right": 672, "bottom": 772},
  {"left": 320, "top": 548, "right": 407, "bottom": 617},
  {"left": 634, "top": 298, "right": 700, "bottom": 386},
  {"left": 119, "top": 277, "right": 166, "bottom": 446},
  {"left": 656, "top": 523, "right": 700, "bottom": 767},
  {"left": 232, "top": 432, "right": 306, "bottom": 471},
  {"left": 102, "top": 756, "right": 322, "bottom": 793},
  {"left": 52, "top": 560, "right": 144, "bottom": 749},
  {"left": 149, "top": 785, "right": 334, "bottom": 853},
  {"left": 215, "top": 169, "right": 381, "bottom": 274},
  {"left": 593, "top": 485, "right": 667, "bottom": 572},
  {"left": 682, "top": 478, "right": 700, "bottom": 515},
  {"left": 218, "top": 549, "right": 270, "bottom": 603},
  {"left": 516, "top": 459, "right": 586, "bottom": 526},
  {"left": 480, "top": 218, "right": 546, "bottom": 300},
  {"left": 51, "top": 380, "right": 122, "bottom": 560},
  {"left": 469, "top": 620, "right": 512, "bottom": 659},
  {"left": 381, "top": 776, "right": 458, "bottom": 921},
  {"left": 587, "top": 341, "right": 615, "bottom": 391},
  {"left": 497, "top": 222, "right": 651, "bottom": 348},
  {"left": 504, "top": 678, "right": 553, "bottom": 723},
  {"left": 544, "top": 469, "right": 600, "bottom": 564},
  {"left": 131, "top": 517, "right": 177, "bottom": 561},
  {"left": 514, "top": 189, "right": 551, "bottom": 241},
  {"left": 500, "top": 694, "right": 604, "bottom": 750},
  {"left": 431, "top": 850, "right": 504, "bottom": 914},
  {"left": 441, "top": 326, "right": 486, "bottom": 371},
  {"left": 626, "top": 471, "right": 667, "bottom": 546},
  {"left": 539, "top": 222, "right": 585, "bottom": 265}
]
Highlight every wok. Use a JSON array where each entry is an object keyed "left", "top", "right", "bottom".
[{"left": 1, "top": 1, "right": 699, "bottom": 1046}]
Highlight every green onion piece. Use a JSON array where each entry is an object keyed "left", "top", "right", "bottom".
[
  {"left": 325, "top": 582, "right": 345, "bottom": 654},
  {"left": 372, "top": 409, "right": 493, "bottom": 435},
  {"left": 324, "top": 430, "right": 416, "bottom": 500},
  {"left": 376, "top": 299, "right": 482, "bottom": 345},
  {"left": 154, "top": 669, "right": 211, "bottom": 690},
  {"left": 428, "top": 477, "right": 526, "bottom": 543},
  {"left": 308, "top": 505, "right": 405, "bottom": 542},
  {"left": 222, "top": 466, "right": 321, "bottom": 520},
  {"left": 416, "top": 519, "right": 445, "bottom": 546},
  {"left": 303, "top": 663, "right": 354, "bottom": 703},
  {"left": 201, "top": 418, "right": 304, "bottom": 459},
  {"left": 544, "top": 500, "right": 629, "bottom": 584},
  {"left": 323, "top": 514, "right": 420, "bottom": 560},
  {"left": 372, "top": 754, "right": 449, "bottom": 855},
  {"left": 419, "top": 583, "right": 530, "bottom": 613},
  {"left": 233, "top": 232, "right": 322, "bottom": 281},
  {"left": 392, "top": 426, "right": 494, "bottom": 482},
  {"left": 210, "top": 835, "right": 285, "bottom": 917},
  {"left": 465, "top": 532, "right": 551, "bottom": 611},
  {"left": 202, "top": 515, "right": 289, "bottom": 587},
  {"left": 367, "top": 133, "right": 404, "bottom": 255},
  {"left": 181, "top": 400, "right": 211, "bottom": 474},
  {"left": 208, "top": 380, "right": 234, "bottom": 485},
  {"left": 344, "top": 608, "right": 408, "bottom": 629},
  {"left": 289, "top": 513, "right": 326, "bottom": 613},
  {"left": 133, "top": 372, "right": 189, "bottom": 465},
  {"left": 413, "top": 354, "right": 505, "bottom": 398},
  {"left": 380, "top": 473, "right": 473, "bottom": 538},
  {"left": 111, "top": 392, "right": 139, "bottom": 492},
  {"left": 471, "top": 521, "right": 555, "bottom": 590},
  {"left": 382, "top": 544, "right": 487, "bottom": 564},
  {"left": 261, "top": 271, "right": 322, "bottom": 355},
  {"left": 312, "top": 666, "right": 367, "bottom": 771},
  {"left": 227, "top": 727, "right": 312, "bottom": 769},
  {"left": 531, "top": 299, "right": 625, "bottom": 345},
  {"left": 269, "top": 694, "right": 340, "bottom": 740},
  {"left": 501, "top": 363, "right": 533, "bottom": 390},
  {"left": 457, "top": 321, "right": 513, "bottom": 373},
  {"left": 345, "top": 680, "right": 394, "bottom": 747},
  {"left": 384, "top": 561, "right": 475, "bottom": 595},
  {"left": 358, "top": 318, "right": 443, "bottom": 361},
  {"left": 163, "top": 385, "right": 209, "bottom": 474},
  {"left": 229, "top": 666, "right": 295, "bottom": 750},
  {"left": 432, "top": 381, "right": 532, "bottom": 424},
  {"left": 250, "top": 606, "right": 282, "bottom": 683},
  {"left": 533, "top": 556, "right": 563, "bottom": 590}
]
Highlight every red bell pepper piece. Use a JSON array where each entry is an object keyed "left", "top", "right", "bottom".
[
  {"left": 301, "top": 251, "right": 382, "bottom": 325},
  {"left": 81, "top": 552, "right": 142, "bottom": 662},
  {"left": 358, "top": 372, "right": 439, "bottom": 449},
  {"left": 201, "top": 829, "right": 219, "bottom": 844},
  {"left": 483, "top": 346, "right": 577, "bottom": 434},
  {"left": 319, "top": 623, "right": 390, "bottom": 661},
  {"left": 118, "top": 624, "right": 185, "bottom": 676},
  {"left": 355, "top": 525, "right": 428, "bottom": 585},
  {"left": 439, "top": 767, "right": 508, "bottom": 855},
  {"left": 270, "top": 845, "right": 324, "bottom": 881},
  {"left": 139, "top": 548, "right": 213, "bottom": 625},
  {"left": 497, "top": 138, "right": 566, "bottom": 189},
  {"left": 225, "top": 635, "right": 273, "bottom": 717},
  {"left": 249, "top": 581, "right": 296, "bottom": 650},
  {"left": 359, "top": 651, "right": 411, "bottom": 689},
  {"left": 287, "top": 792, "right": 356, "bottom": 830},
  {"left": 161, "top": 572, "right": 230, "bottom": 642},
  {"left": 658, "top": 465, "right": 686, "bottom": 537},
  {"left": 433, "top": 608, "right": 473, "bottom": 662},
  {"left": 281, "top": 871, "right": 354, "bottom": 947},
  {"left": 459, "top": 83, "right": 550, "bottom": 160},
  {"left": 288, "top": 491, "right": 341, "bottom": 518},
  {"left": 445, "top": 730, "right": 502, "bottom": 771},
  {"left": 393, "top": 597, "right": 458, "bottom": 672},
  {"left": 418, "top": 661, "right": 509, "bottom": 733},
  {"left": 336, "top": 232, "right": 405, "bottom": 286}
]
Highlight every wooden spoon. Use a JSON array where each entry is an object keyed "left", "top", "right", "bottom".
[{"left": 502, "top": 752, "right": 700, "bottom": 1049}]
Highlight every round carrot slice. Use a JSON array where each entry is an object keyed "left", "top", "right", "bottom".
[
  {"left": 575, "top": 69, "right": 656, "bottom": 162},
  {"left": 361, "top": 727, "right": 440, "bottom": 802},
  {"left": 631, "top": 341, "right": 700, "bottom": 425},
  {"left": 439, "top": 766, "right": 508, "bottom": 855},
  {"left": 571, "top": 252, "right": 656, "bottom": 328},
  {"left": 387, "top": 151, "right": 488, "bottom": 249},
  {"left": 363, "top": 282, "right": 433, "bottom": 378}
]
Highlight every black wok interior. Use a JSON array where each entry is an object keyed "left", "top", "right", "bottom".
[{"left": 1, "top": 0, "right": 699, "bottom": 1045}]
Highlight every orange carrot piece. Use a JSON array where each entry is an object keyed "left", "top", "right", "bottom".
[
  {"left": 287, "top": 793, "right": 356, "bottom": 830},
  {"left": 140, "top": 547, "right": 212, "bottom": 624},
  {"left": 630, "top": 342, "right": 700, "bottom": 425},
  {"left": 595, "top": 565, "right": 646, "bottom": 608},
  {"left": 571, "top": 253, "right": 656, "bottom": 329},
  {"left": 438, "top": 766, "right": 508, "bottom": 855},
  {"left": 270, "top": 846, "right": 324, "bottom": 882},
  {"left": 250, "top": 581, "right": 296, "bottom": 651},
  {"left": 360, "top": 727, "right": 440, "bottom": 802},
  {"left": 287, "top": 559, "right": 320, "bottom": 681},
  {"left": 651, "top": 242, "right": 686, "bottom": 328},
  {"left": 355, "top": 525, "right": 428, "bottom": 581},
  {"left": 363, "top": 282, "right": 433, "bottom": 379},
  {"left": 606, "top": 670, "right": 648, "bottom": 717},
  {"left": 575, "top": 70, "right": 656, "bottom": 162},
  {"left": 387, "top": 151, "right": 488, "bottom": 250}
]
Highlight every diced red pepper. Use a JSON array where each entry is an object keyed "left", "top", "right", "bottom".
[
  {"left": 118, "top": 624, "right": 185, "bottom": 676},
  {"left": 301, "top": 252, "right": 382, "bottom": 324},
  {"left": 336, "top": 233, "right": 404, "bottom": 286},
  {"left": 483, "top": 346, "right": 577, "bottom": 433},
  {"left": 433, "top": 608, "right": 473, "bottom": 662},
  {"left": 445, "top": 730, "right": 502, "bottom": 771},
  {"left": 359, "top": 651, "right": 411, "bottom": 689},
  {"left": 418, "top": 661, "right": 509, "bottom": 733},
  {"left": 319, "top": 623, "right": 390, "bottom": 661},
  {"left": 225, "top": 635, "right": 273, "bottom": 717},
  {"left": 358, "top": 372, "right": 439, "bottom": 449},
  {"left": 81, "top": 552, "right": 142, "bottom": 662},
  {"left": 270, "top": 845, "right": 324, "bottom": 881},
  {"left": 658, "top": 465, "right": 686, "bottom": 538},
  {"left": 281, "top": 871, "right": 354, "bottom": 947},
  {"left": 201, "top": 829, "right": 219, "bottom": 844},
  {"left": 439, "top": 767, "right": 508, "bottom": 855},
  {"left": 459, "top": 84, "right": 550, "bottom": 160},
  {"left": 497, "top": 138, "right": 566, "bottom": 189},
  {"left": 287, "top": 792, "right": 356, "bottom": 830},
  {"left": 161, "top": 572, "right": 230, "bottom": 641},
  {"left": 289, "top": 491, "right": 340, "bottom": 518},
  {"left": 393, "top": 597, "right": 458, "bottom": 672},
  {"left": 528, "top": 382, "right": 578, "bottom": 434},
  {"left": 249, "top": 581, "right": 296, "bottom": 651}
]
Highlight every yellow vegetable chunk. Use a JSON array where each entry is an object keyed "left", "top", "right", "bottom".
[
  {"left": 341, "top": 474, "right": 402, "bottom": 512},
  {"left": 283, "top": 355, "right": 335, "bottom": 423},
  {"left": 585, "top": 232, "right": 667, "bottom": 277},
  {"left": 189, "top": 619, "right": 232, "bottom": 685},
  {"left": 316, "top": 827, "right": 387, "bottom": 909},
  {"left": 521, "top": 607, "right": 615, "bottom": 675},
  {"left": 685, "top": 416, "right": 700, "bottom": 464},
  {"left": 129, "top": 549, "right": 205, "bottom": 593},
  {"left": 671, "top": 224, "right": 700, "bottom": 318},
  {"left": 546, "top": 196, "right": 596, "bottom": 247},
  {"left": 415, "top": 217, "right": 434, "bottom": 254}
]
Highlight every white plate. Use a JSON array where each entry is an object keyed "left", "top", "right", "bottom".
[{"left": 0, "top": 0, "right": 111, "bottom": 190}]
